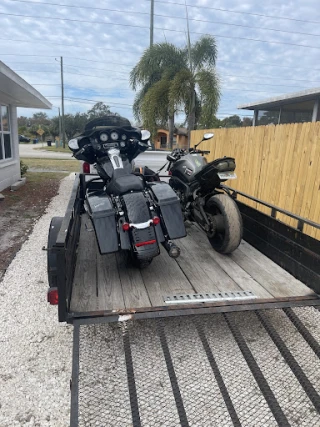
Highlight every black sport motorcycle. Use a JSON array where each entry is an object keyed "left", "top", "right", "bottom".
[
  {"left": 68, "top": 115, "right": 186, "bottom": 268},
  {"left": 165, "top": 132, "right": 243, "bottom": 254}
]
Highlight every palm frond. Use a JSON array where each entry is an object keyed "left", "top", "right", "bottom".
[
  {"left": 191, "top": 35, "right": 218, "bottom": 71},
  {"left": 169, "top": 69, "right": 194, "bottom": 113},
  {"left": 140, "top": 79, "right": 171, "bottom": 137},
  {"left": 196, "top": 69, "right": 221, "bottom": 128},
  {"left": 130, "top": 43, "right": 187, "bottom": 90}
]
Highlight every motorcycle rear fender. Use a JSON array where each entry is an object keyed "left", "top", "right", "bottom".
[
  {"left": 86, "top": 191, "right": 119, "bottom": 254},
  {"left": 121, "top": 192, "right": 160, "bottom": 259}
]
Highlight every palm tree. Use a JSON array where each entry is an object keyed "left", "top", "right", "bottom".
[
  {"left": 130, "top": 36, "right": 220, "bottom": 148},
  {"left": 130, "top": 43, "right": 186, "bottom": 148}
]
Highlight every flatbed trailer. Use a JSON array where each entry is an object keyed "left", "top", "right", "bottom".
[{"left": 49, "top": 174, "right": 320, "bottom": 426}]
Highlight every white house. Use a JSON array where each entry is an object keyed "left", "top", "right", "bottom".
[{"left": 0, "top": 61, "right": 51, "bottom": 192}]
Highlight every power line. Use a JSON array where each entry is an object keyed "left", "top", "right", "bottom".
[
  {"left": 217, "top": 59, "right": 320, "bottom": 73},
  {"left": 150, "top": 0, "right": 320, "bottom": 25},
  {"left": 0, "top": 53, "right": 58, "bottom": 57},
  {"left": 0, "top": 36, "right": 137, "bottom": 54},
  {"left": 224, "top": 73, "right": 320, "bottom": 84},
  {"left": 56, "top": 97, "right": 132, "bottom": 109},
  {"left": 5, "top": 0, "right": 320, "bottom": 38},
  {"left": 12, "top": 69, "right": 130, "bottom": 80},
  {"left": 63, "top": 64, "right": 129, "bottom": 75},
  {"left": 1, "top": 12, "right": 320, "bottom": 51},
  {"left": 47, "top": 96, "right": 133, "bottom": 106},
  {"left": 1, "top": 52, "right": 318, "bottom": 73}
]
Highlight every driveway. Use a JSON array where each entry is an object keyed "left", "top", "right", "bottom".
[
  {"left": 19, "top": 144, "right": 169, "bottom": 170},
  {"left": 19, "top": 143, "right": 73, "bottom": 159}
]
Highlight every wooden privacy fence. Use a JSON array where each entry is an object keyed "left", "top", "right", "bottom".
[{"left": 190, "top": 122, "right": 320, "bottom": 240}]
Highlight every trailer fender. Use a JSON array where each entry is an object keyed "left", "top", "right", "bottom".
[{"left": 47, "top": 216, "right": 63, "bottom": 288}]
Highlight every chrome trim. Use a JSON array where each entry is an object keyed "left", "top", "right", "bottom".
[
  {"left": 108, "top": 148, "right": 123, "bottom": 169},
  {"left": 130, "top": 220, "right": 153, "bottom": 229}
]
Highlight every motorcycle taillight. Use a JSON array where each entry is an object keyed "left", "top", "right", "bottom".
[{"left": 83, "top": 162, "right": 90, "bottom": 174}]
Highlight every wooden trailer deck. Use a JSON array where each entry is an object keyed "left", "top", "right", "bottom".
[{"left": 70, "top": 214, "right": 316, "bottom": 316}]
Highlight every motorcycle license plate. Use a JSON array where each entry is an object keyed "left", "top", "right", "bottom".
[{"left": 218, "top": 171, "right": 237, "bottom": 180}]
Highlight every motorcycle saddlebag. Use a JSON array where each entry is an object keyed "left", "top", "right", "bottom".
[
  {"left": 148, "top": 183, "right": 186, "bottom": 239},
  {"left": 86, "top": 191, "right": 119, "bottom": 254}
]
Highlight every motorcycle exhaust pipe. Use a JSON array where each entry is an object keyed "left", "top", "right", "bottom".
[{"left": 162, "top": 240, "right": 181, "bottom": 259}]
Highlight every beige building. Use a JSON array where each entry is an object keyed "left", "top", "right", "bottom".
[{"left": 154, "top": 127, "right": 188, "bottom": 150}]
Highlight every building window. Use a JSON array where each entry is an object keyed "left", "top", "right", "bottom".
[
  {"left": 257, "top": 110, "right": 280, "bottom": 126},
  {"left": 160, "top": 135, "right": 167, "bottom": 148},
  {"left": 0, "top": 105, "right": 12, "bottom": 161}
]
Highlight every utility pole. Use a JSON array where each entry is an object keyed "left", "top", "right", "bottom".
[
  {"left": 150, "top": 0, "right": 154, "bottom": 47},
  {"left": 58, "top": 107, "right": 62, "bottom": 145},
  {"left": 60, "top": 56, "right": 66, "bottom": 148},
  {"left": 185, "top": 1, "right": 194, "bottom": 147}
]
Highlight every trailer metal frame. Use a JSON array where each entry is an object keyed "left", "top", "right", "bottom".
[{"left": 51, "top": 174, "right": 320, "bottom": 324}]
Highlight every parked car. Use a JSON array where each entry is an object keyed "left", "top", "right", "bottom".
[{"left": 19, "top": 134, "right": 30, "bottom": 143}]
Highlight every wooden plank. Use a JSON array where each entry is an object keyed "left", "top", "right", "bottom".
[
  {"left": 115, "top": 252, "right": 151, "bottom": 309},
  {"left": 238, "top": 240, "right": 316, "bottom": 297},
  {"left": 140, "top": 249, "right": 194, "bottom": 307},
  {"left": 230, "top": 245, "right": 314, "bottom": 298},
  {"left": 70, "top": 215, "right": 99, "bottom": 312},
  {"left": 186, "top": 225, "right": 273, "bottom": 298},
  {"left": 177, "top": 232, "right": 244, "bottom": 293},
  {"left": 96, "top": 253, "right": 125, "bottom": 311}
]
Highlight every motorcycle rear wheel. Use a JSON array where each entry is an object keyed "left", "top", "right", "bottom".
[
  {"left": 131, "top": 255, "right": 153, "bottom": 269},
  {"left": 205, "top": 193, "right": 243, "bottom": 254}
]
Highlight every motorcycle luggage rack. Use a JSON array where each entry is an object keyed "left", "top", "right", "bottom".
[{"left": 164, "top": 290, "right": 256, "bottom": 304}]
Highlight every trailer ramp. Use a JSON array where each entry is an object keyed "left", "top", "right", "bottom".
[{"left": 70, "top": 306, "right": 320, "bottom": 427}]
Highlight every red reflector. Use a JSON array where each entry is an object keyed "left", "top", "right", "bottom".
[
  {"left": 47, "top": 287, "right": 59, "bottom": 305},
  {"left": 83, "top": 162, "right": 90, "bottom": 174},
  {"left": 135, "top": 239, "right": 156, "bottom": 247},
  {"left": 122, "top": 222, "right": 130, "bottom": 231},
  {"left": 168, "top": 170, "right": 172, "bottom": 176},
  {"left": 153, "top": 216, "right": 160, "bottom": 225}
]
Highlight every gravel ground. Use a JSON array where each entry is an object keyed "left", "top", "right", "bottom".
[{"left": 0, "top": 174, "right": 75, "bottom": 427}]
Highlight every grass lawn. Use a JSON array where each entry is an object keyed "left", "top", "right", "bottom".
[
  {"left": 34, "top": 146, "right": 70, "bottom": 153},
  {"left": 21, "top": 157, "right": 80, "bottom": 173}
]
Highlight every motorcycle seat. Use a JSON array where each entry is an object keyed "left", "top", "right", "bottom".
[{"left": 106, "top": 169, "right": 145, "bottom": 195}]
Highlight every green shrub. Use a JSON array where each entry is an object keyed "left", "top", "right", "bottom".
[{"left": 20, "top": 160, "right": 29, "bottom": 176}]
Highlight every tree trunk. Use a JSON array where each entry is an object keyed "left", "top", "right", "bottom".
[
  {"left": 168, "top": 114, "right": 174, "bottom": 150},
  {"left": 187, "top": 89, "right": 196, "bottom": 147}
]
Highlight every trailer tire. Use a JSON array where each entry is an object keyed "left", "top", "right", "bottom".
[
  {"left": 206, "top": 194, "right": 243, "bottom": 254},
  {"left": 47, "top": 216, "right": 63, "bottom": 288}
]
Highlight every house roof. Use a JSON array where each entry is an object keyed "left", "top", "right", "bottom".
[
  {"left": 238, "top": 87, "right": 320, "bottom": 111},
  {"left": 0, "top": 61, "right": 52, "bottom": 109},
  {"left": 157, "top": 127, "right": 188, "bottom": 136},
  {"left": 176, "top": 127, "right": 188, "bottom": 136}
]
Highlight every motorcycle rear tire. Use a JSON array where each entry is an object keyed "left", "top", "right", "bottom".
[
  {"left": 206, "top": 194, "right": 243, "bottom": 254},
  {"left": 131, "top": 255, "right": 153, "bottom": 269}
]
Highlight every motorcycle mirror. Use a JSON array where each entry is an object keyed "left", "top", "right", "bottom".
[
  {"left": 203, "top": 132, "right": 214, "bottom": 140},
  {"left": 68, "top": 138, "right": 79, "bottom": 150},
  {"left": 141, "top": 129, "right": 151, "bottom": 141}
]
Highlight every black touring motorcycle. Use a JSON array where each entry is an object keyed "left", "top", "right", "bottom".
[
  {"left": 164, "top": 132, "right": 243, "bottom": 254},
  {"left": 68, "top": 115, "right": 186, "bottom": 268}
]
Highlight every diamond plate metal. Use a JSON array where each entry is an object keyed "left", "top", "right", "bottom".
[
  {"left": 74, "top": 308, "right": 320, "bottom": 427},
  {"left": 164, "top": 290, "right": 256, "bottom": 304}
]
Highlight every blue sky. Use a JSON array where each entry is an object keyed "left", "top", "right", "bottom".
[{"left": 0, "top": 0, "right": 319, "bottom": 124}]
